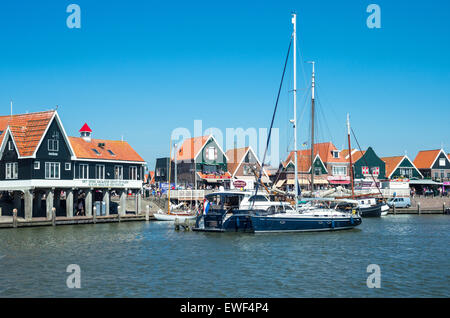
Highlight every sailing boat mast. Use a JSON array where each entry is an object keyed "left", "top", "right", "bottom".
[
  {"left": 292, "top": 13, "right": 299, "bottom": 212},
  {"left": 308, "top": 61, "right": 316, "bottom": 192},
  {"left": 347, "top": 114, "right": 355, "bottom": 198},
  {"left": 167, "top": 140, "right": 173, "bottom": 215}
]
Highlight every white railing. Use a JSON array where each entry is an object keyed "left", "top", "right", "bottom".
[{"left": 170, "top": 190, "right": 215, "bottom": 200}]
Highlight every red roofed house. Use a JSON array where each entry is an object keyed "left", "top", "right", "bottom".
[
  {"left": 413, "top": 149, "right": 450, "bottom": 181},
  {"left": 278, "top": 142, "right": 351, "bottom": 190},
  {"left": 0, "top": 110, "right": 146, "bottom": 220},
  {"left": 225, "top": 146, "right": 270, "bottom": 189},
  {"left": 176, "top": 135, "right": 231, "bottom": 189}
]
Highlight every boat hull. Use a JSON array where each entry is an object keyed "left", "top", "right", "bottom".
[
  {"left": 154, "top": 213, "right": 197, "bottom": 222},
  {"left": 250, "top": 215, "right": 362, "bottom": 233},
  {"left": 359, "top": 203, "right": 383, "bottom": 217}
]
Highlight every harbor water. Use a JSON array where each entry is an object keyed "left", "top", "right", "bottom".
[{"left": 0, "top": 215, "right": 449, "bottom": 297}]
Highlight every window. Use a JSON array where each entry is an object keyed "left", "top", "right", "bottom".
[
  {"left": 114, "top": 165, "right": 123, "bottom": 180},
  {"left": 65, "top": 163, "right": 71, "bottom": 171},
  {"left": 95, "top": 165, "right": 105, "bottom": 179},
  {"left": 434, "top": 172, "right": 439, "bottom": 179},
  {"left": 45, "top": 162, "right": 60, "bottom": 179},
  {"left": 107, "top": 150, "right": 115, "bottom": 156},
  {"left": 5, "top": 163, "right": 18, "bottom": 179},
  {"left": 249, "top": 195, "right": 269, "bottom": 202},
  {"left": 34, "top": 161, "right": 40, "bottom": 170},
  {"left": 441, "top": 170, "right": 445, "bottom": 178},
  {"left": 48, "top": 139, "right": 59, "bottom": 151},
  {"left": 206, "top": 147, "right": 217, "bottom": 161},
  {"left": 79, "top": 164, "right": 89, "bottom": 179},
  {"left": 332, "top": 166, "right": 347, "bottom": 176},
  {"left": 332, "top": 151, "right": 339, "bottom": 158},
  {"left": 129, "top": 166, "right": 138, "bottom": 180},
  {"left": 243, "top": 165, "right": 253, "bottom": 176},
  {"left": 439, "top": 158, "right": 446, "bottom": 167},
  {"left": 399, "top": 168, "right": 413, "bottom": 178},
  {"left": 8, "top": 141, "right": 13, "bottom": 151},
  {"left": 92, "top": 148, "right": 100, "bottom": 155},
  {"left": 314, "top": 167, "right": 322, "bottom": 176},
  {"left": 371, "top": 167, "right": 380, "bottom": 176}
]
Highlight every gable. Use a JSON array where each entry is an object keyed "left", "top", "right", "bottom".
[
  {"left": 35, "top": 117, "right": 72, "bottom": 161},
  {"left": 431, "top": 151, "right": 450, "bottom": 169},
  {"left": 354, "top": 147, "right": 386, "bottom": 179},
  {"left": 0, "top": 133, "right": 19, "bottom": 161},
  {"left": 390, "top": 157, "right": 423, "bottom": 179},
  {"left": 196, "top": 138, "right": 227, "bottom": 165}
]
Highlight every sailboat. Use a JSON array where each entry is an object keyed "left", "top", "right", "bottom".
[
  {"left": 343, "top": 115, "right": 389, "bottom": 217},
  {"left": 249, "top": 13, "right": 362, "bottom": 233},
  {"left": 154, "top": 140, "right": 197, "bottom": 222}
]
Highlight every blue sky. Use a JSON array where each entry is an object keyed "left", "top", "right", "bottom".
[{"left": 0, "top": 0, "right": 449, "bottom": 169}]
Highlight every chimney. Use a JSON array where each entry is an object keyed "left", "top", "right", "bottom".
[{"left": 79, "top": 123, "right": 92, "bottom": 142}]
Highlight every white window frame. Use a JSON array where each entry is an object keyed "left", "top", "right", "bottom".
[
  {"left": 439, "top": 158, "right": 445, "bottom": 167},
  {"left": 332, "top": 165, "right": 347, "bottom": 176},
  {"left": 114, "top": 165, "right": 123, "bottom": 180},
  {"left": 5, "top": 162, "right": 18, "bottom": 179},
  {"left": 48, "top": 139, "right": 59, "bottom": 151},
  {"left": 79, "top": 164, "right": 89, "bottom": 179},
  {"left": 8, "top": 141, "right": 13, "bottom": 151},
  {"left": 95, "top": 164, "right": 105, "bottom": 180},
  {"left": 65, "top": 163, "right": 71, "bottom": 171},
  {"left": 129, "top": 166, "right": 138, "bottom": 180},
  {"left": 34, "top": 161, "right": 40, "bottom": 170},
  {"left": 45, "top": 162, "right": 60, "bottom": 179},
  {"left": 206, "top": 147, "right": 217, "bottom": 161}
]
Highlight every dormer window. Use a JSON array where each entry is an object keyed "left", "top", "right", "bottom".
[
  {"left": 332, "top": 151, "right": 339, "bottom": 158},
  {"left": 107, "top": 149, "right": 115, "bottom": 156},
  {"left": 91, "top": 148, "right": 100, "bottom": 155}
]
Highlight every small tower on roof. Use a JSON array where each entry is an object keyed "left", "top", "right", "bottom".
[{"left": 79, "top": 123, "right": 92, "bottom": 142}]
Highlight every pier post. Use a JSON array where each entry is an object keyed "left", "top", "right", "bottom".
[
  {"left": 418, "top": 202, "right": 421, "bottom": 214},
  {"left": 135, "top": 190, "right": 142, "bottom": 215},
  {"left": 119, "top": 190, "right": 127, "bottom": 216},
  {"left": 393, "top": 204, "right": 396, "bottom": 215},
  {"left": 55, "top": 191, "right": 61, "bottom": 216},
  {"left": 145, "top": 205, "right": 150, "bottom": 221},
  {"left": 85, "top": 189, "right": 93, "bottom": 217},
  {"left": 24, "top": 190, "right": 33, "bottom": 221},
  {"left": 103, "top": 190, "right": 110, "bottom": 216},
  {"left": 13, "top": 191, "right": 21, "bottom": 215},
  {"left": 66, "top": 190, "right": 74, "bottom": 218},
  {"left": 46, "top": 190, "right": 54, "bottom": 220},
  {"left": 52, "top": 207, "right": 56, "bottom": 226},
  {"left": 93, "top": 206, "right": 97, "bottom": 224},
  {"left": 12, "top": 208, "right": 17, "bottom": 228},
  {"left": 443, "top": 202, "right": 446, "bottom": 214},
  {"left": 117, "top": 206, "right": 121, "bottom": 222}
]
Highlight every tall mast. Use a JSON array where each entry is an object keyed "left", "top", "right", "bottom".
[
  {"left": 347, "top": 114, "right": 355, "bottom": 198},
  {"left": 292, "top": 13, "right": 298, "bottom": 212},
  {"left": 308, "top": 61, "right": 315, "bottom": 192},
  {"left": 167, "top": 140, "right": 173, "bottom": 215}
]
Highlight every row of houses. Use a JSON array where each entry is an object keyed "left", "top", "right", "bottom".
[
  {"left": 147, "top": 136, "right": 450, "bottom": 194},
  {"left": 0, "top": 110, "right": 146, "bottom": 220}
]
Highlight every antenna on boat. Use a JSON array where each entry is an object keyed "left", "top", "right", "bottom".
[{"left": 292, "top": 12, "right": 299, "bottom": 213}]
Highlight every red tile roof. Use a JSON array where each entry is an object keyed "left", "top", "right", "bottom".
[
  {"left": 197, "top": 171, "right": 232, "bottom": 180},
  {"left": 225, "top": 147, "right": 249, "bottom": 175},
  {"left": 0, "top": 110, "right": 55, "bottom": 157},
  {"left": 177, "top": 136, "right": 210, "bottom": 161},
  {"left": 68, "top": 137, "right": 145, "bottom": 162},
  {"left": 413, "top": 149, "right": 441, "bottom": 169},
  {"left": 381, "top": 156, "right": 404, "bottom": 178}
]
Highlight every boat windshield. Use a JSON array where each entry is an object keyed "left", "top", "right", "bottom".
[{"left": 205, "top": 193, "right": 245, "bottom": 211}]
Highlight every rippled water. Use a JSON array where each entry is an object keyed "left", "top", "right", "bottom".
[{"left": 0, "top": 215, "right": 449, "bottom": 297}]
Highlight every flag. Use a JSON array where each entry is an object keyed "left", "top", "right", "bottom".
[{"left": 203, "top": 199, "right": 211, "bottom": 215}]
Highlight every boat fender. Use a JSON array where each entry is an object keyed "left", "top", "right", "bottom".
[{"left": 236, "top": 217, "right": 240, "bottom": 228}]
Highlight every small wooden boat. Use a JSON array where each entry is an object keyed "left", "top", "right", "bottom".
[{"left": 154, "top": 209, "right": 197, "bottom": 222}]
